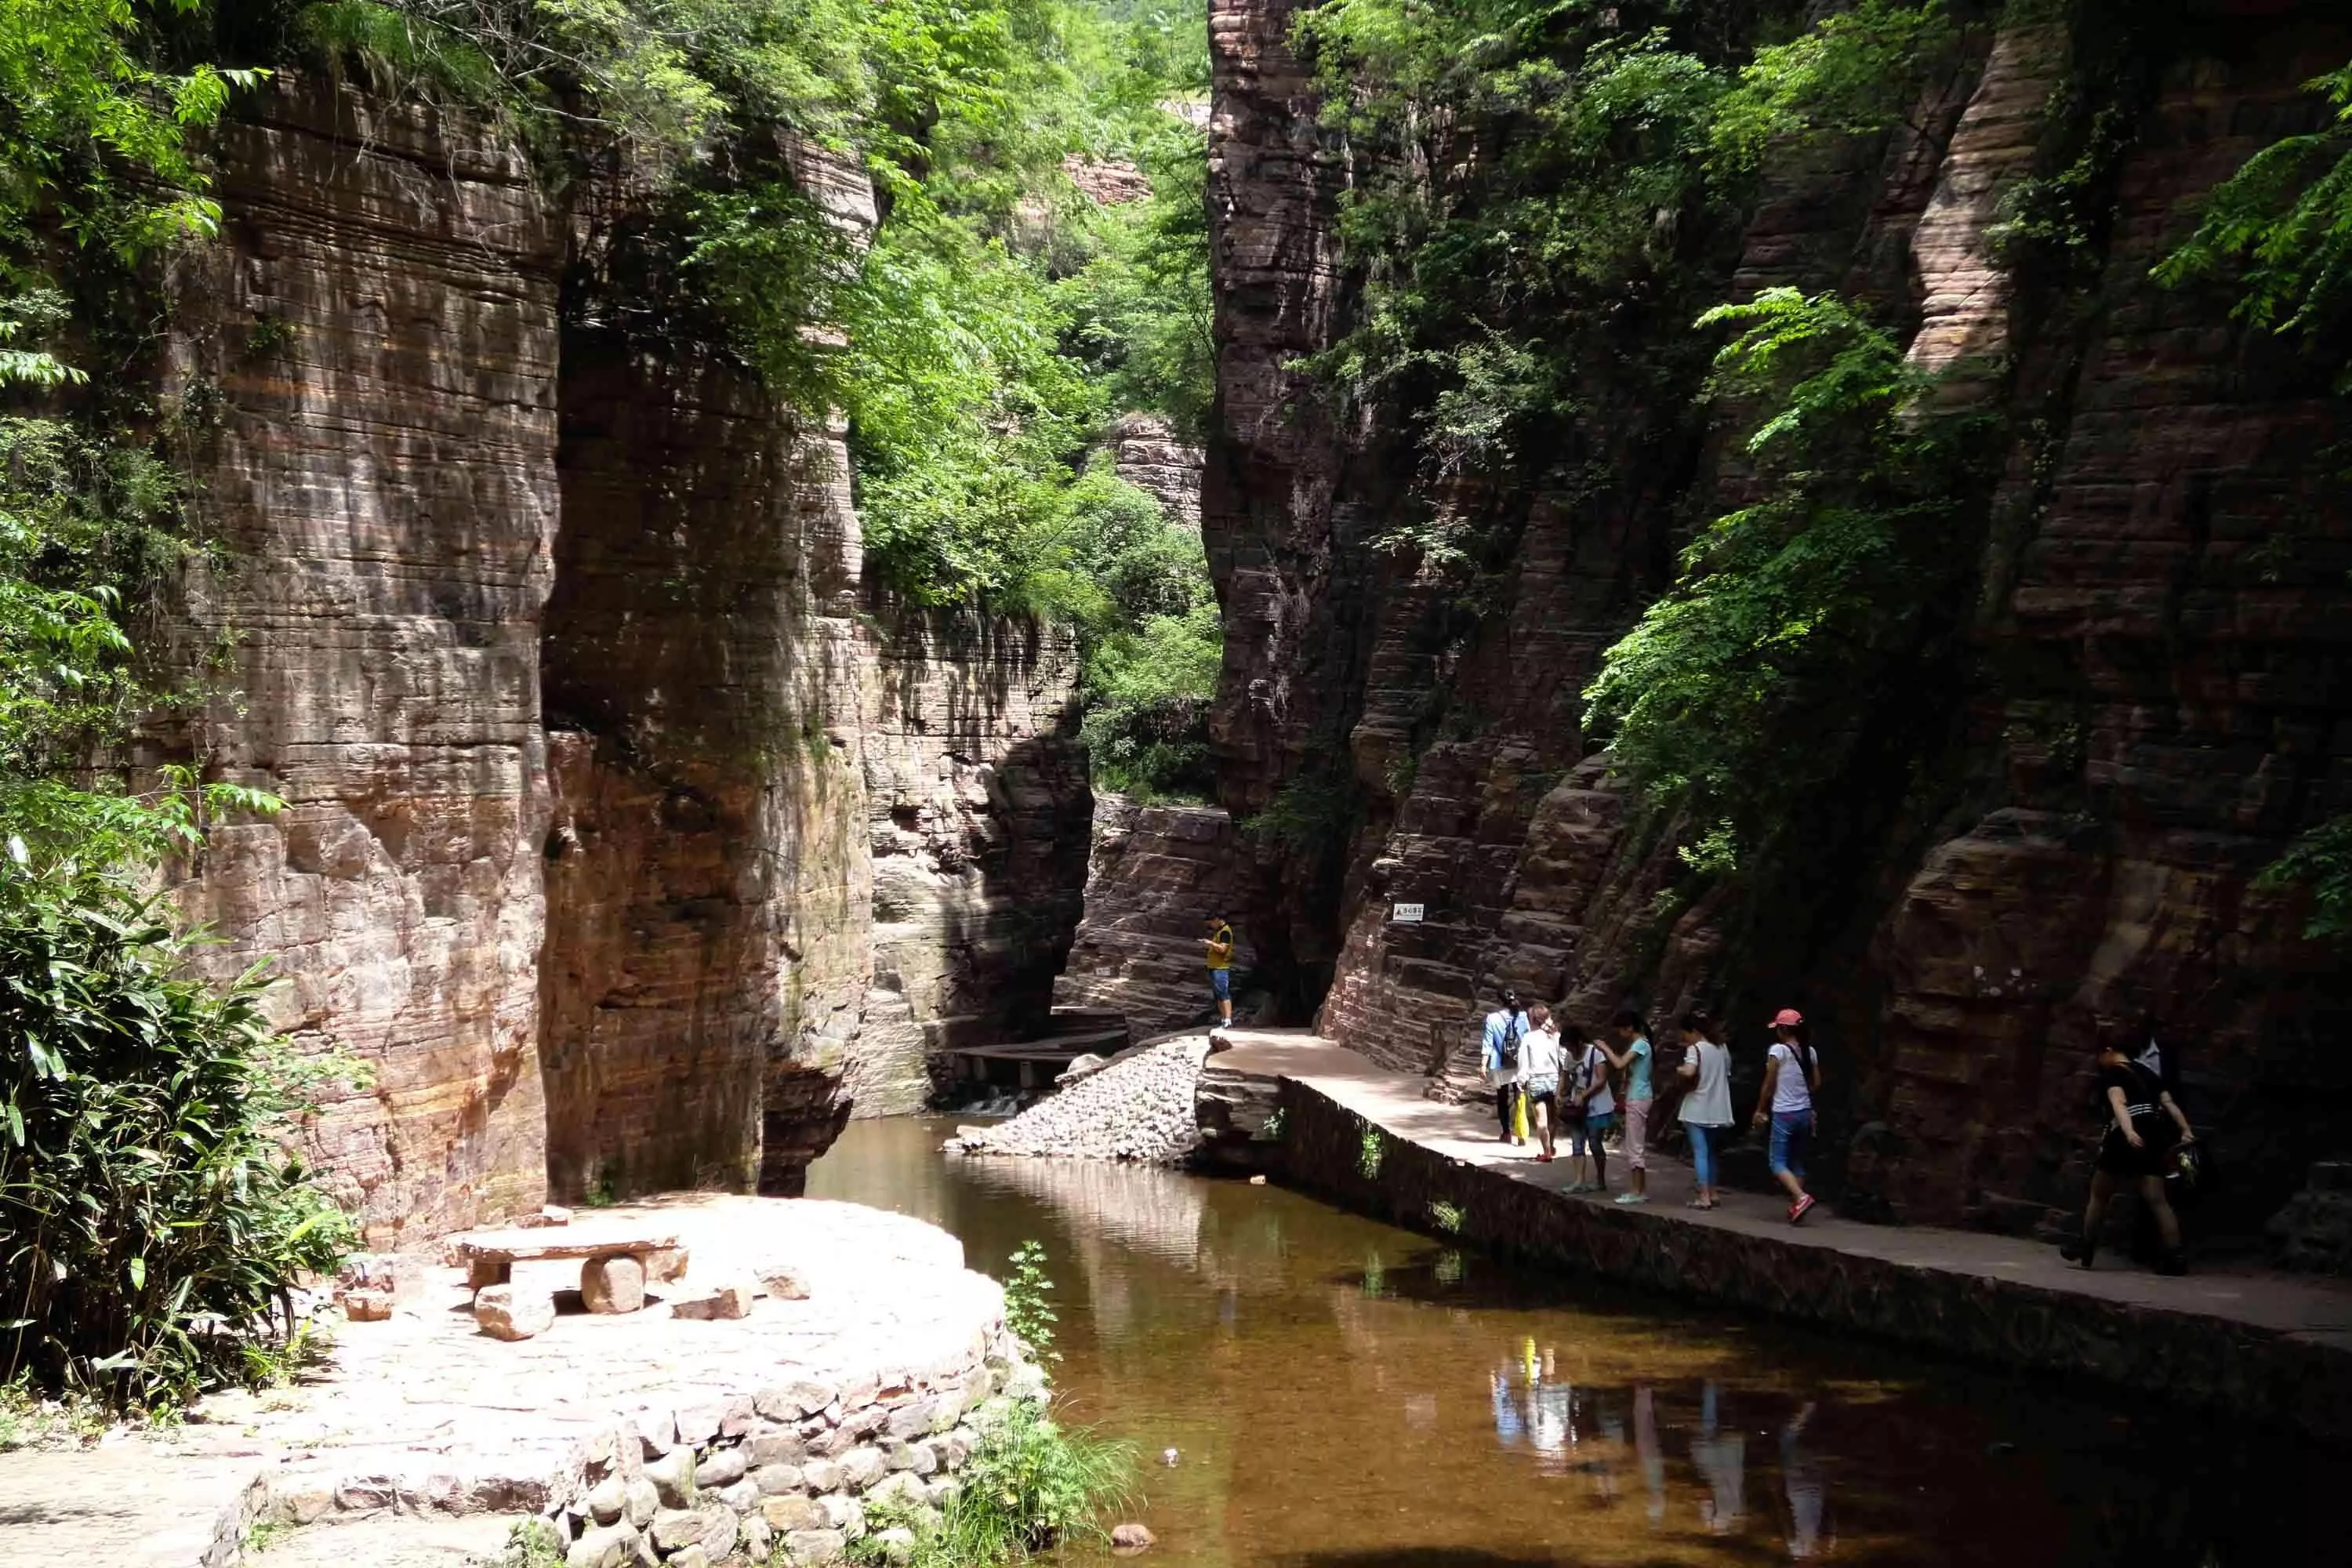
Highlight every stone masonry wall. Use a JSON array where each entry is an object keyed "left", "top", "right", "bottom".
[
  {"left": 522, "top": 1330, "right": 1046, "bottom": 1568},
  {"left": 1273, "top": 1075, "right": 2352, "bottom": 1443}
]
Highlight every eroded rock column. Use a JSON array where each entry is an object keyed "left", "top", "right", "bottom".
[{"left": 165, "top": 78, "right": 561, "bottom": 1243}]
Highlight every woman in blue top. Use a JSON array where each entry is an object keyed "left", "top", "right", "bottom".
[{"left": 1595, "top": 1009, "right": 1655, "bottom": 1205}]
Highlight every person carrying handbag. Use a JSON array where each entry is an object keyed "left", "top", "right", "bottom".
[
  {"left": 2060, "top": 1027, "right": 2194, "bottom": 1275},
  {"left": 1675, "top": 1009, "right": 1735, "bottom": 1209},
  {"left": 1481, "top": 989, "right": 1530, "bottom": 1146}
]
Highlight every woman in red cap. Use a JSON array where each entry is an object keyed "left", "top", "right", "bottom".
[{"left": 1751, "top": 1008, "right": 1820, "bottom": 1223}]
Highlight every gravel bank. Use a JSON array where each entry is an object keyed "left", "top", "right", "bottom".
[{"left": 949, "top": 1036, "right": 1210, "bottom": 1163}]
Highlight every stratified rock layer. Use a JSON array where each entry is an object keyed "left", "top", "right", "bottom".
[
  {"left": 1053, "top": 794, "right": 1250, "bottom": 1038},
  {"left": 159, "top": 77, "right": 1087, "bottom": 1235},
  {"left": 166, "top": 79, "right": 561, "bottom": 1242},
  {"left": 854, "top": 608, "right": 1093, "bottom": 1116},
  {"left": 1204, "top": 3, "right": 2352, "bottom": 1234}
]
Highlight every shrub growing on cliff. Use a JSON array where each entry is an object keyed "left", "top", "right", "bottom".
[
  {"left": 1584, "top": 286, "right": 1989, "bottom": 867},
  {"left": 1, "top": 867, "right": 357, "bottom": 1410},
  {"left": 2259, "top": 815, "right": 2352, "bottom": 942},
  {"left": 2156, "top": 59, "right": 2352, "bottom": 383}
]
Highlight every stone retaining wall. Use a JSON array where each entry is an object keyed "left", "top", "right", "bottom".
[
  {"left": 1273, "top": 1078, "right": 2352, "bottom": 1444},
  {"left": 249, "top": 1329, "right": 1044, "bottom": 1568}
]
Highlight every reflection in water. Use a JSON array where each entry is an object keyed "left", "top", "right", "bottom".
[{"left": 810, "top": 1116, "right": 2322, "bottom": 1568}]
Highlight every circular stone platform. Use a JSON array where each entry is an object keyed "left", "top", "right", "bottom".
[{"left": 23, "top": 1196, "right": 1031, "bottom": 1568}]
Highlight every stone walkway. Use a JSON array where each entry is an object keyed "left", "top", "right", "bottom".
[
  {"left": 1211, "top": 1028, "right": 2352, "bottom": 1432},
  {"left": 0, "top": 1195, "right": 1006, "bottom": 1568},
  {"left": 0, "top": 1451, "right": 263, "bottom": 1568}
]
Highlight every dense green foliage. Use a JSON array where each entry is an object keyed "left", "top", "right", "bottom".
[
  {"left": 0, "top": 879, "right": 354, "bottom": 1408},
  {"left": 0, "top": 0, "right": 365, "bottom": 1410},
  {"left": 855, "top": 1396, "right": 1133, "bottom": 1568},
  {"left": 2260, "top": 816, "right": 2352, "bottom": 941},
  {"left": 853, "top": 1244, "right": 1130, "bottom": 1568},
  {"left": 2155, "top": 60, "right": 2352, "bottom": 382},
  {"left": 299, "top": 0, "right": 1219, "bottom": 790},
  {"left": 1298, "top": 0, "right": 1983, "bottom": 866},
  {"left": 2158, "top": 56, "right": 2352, "bottom": 939},
  {"left": 1298, "top": 0, "right": 1968, "bottom": 508},
  {"left": 1583, "top": 286, "right": 1988, "bottom": 862},
  {"left": 999, "top": 1240, "right": 1060, "bottom": 1363}
]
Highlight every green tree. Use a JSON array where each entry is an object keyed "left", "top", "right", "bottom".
[{"left": 2158, "top": 57, "right": 2352, "bottom": 937}]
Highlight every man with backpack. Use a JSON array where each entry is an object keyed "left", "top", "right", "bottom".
[{"left": 1482, "top": 989, "right": 1530, "bottom": 1145}]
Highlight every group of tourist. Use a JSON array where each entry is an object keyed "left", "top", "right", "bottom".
[
  {"left": 1206, "top": 918, "right": 2200, "bottom": 1273},
  {"left": 1476, "top": 989, "right": 2200, "bottom": 1272},
  {"left": 1481, "top": 995, "right": 1820, "bottom": 1225}
]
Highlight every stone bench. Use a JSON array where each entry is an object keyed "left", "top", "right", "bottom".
[{"left": 450, "top": 1228, "right": 686, "bottom": 1315}]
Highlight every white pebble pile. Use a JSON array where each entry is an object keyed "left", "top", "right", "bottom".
[{"left": 953, "top": 1036, "right": 1210, "bottom": 1163}]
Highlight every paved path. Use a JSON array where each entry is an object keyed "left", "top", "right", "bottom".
[
  {"left": 0, "top": 1194, "right": 1001, "bottom": 1566},
  {"left": 1211, "top": 1028, "right": 2352, "bottom": 1355},
  {"left": 0, "top": 1451, "right": 260, "bottom": 1568}
]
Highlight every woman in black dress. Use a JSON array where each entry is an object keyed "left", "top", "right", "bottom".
[{"left": 2060, "top": 1031, "right": 2195, "bottom": 1274}]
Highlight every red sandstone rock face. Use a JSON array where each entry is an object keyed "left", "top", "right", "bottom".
[
  {"left": 1207, "top": 9, "right": 2352, "bottom": 1229},
  {"left": 1864, "top": 17, "right": 2352, "bottom": 1228},
  {"left": 1108, "top": 413, "right": 1204, "bottom": 533},
  {"left": 1053, "top": 794, "right": 1252, "bottom": 1038},
  {"left": 165, "top": 79, "right": 561, "bottom": 1243},
  {"left": 160, "top": 77, "right": 1087, "bottom": 1234},
  {"left": 1202, "top": 0, "right": 1377, "bottom": 1007},
  {"left": 853, "top": 606, "right": 1093, "bottom": 1115}
]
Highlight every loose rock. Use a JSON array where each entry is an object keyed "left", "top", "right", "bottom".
[
  {"left": 951, "top": 1039, "right": 1210, "bottom": 1164},
  {"left": 339, "top": 1288, "right": 392, "bottom": 1323},
  {"left": 474, "top": 1284, "right": 556, "bottom": 1341},
  {"left": 582, "top": 1255, "right": 647, "bottom": 1315},
  {"left": 671, "top": 1280, "right": 755, "bottom": 1320},
  {"left": 757, "top": 1263, "right": 812, "bottom": 1301},
  {"left": 786, "top": 1527, "right": 846, "bottom": 1566}
]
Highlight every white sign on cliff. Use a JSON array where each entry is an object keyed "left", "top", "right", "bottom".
[{"left": 1391, "top": 902, "right": 1425, "bottom": 924}]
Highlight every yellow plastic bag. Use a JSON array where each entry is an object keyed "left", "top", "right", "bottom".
[{"left": 1512, "top": 1091, "right": 1530, "bottom": 1142}]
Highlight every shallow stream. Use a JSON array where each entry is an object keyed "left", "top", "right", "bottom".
[{"left": 808, "top": 1116, "right": 2318, "bottom": 1568}]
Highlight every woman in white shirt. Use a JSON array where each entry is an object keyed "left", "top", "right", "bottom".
[
  {"left": 1675, "top": 1009, "right": 1734, "bottom": 1209},
  {"left": 1749, "top": 1007, "right": 1821, "bottom": 1224},
  {"left": 1520, "top": 1004, "right": 1567, "bottom": 1162}
]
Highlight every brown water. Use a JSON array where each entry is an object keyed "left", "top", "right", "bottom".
[{"left": 808, "top": 1116, "right": 2319, "bottom": 1568}]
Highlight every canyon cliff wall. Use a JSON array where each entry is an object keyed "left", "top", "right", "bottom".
[
  {"left": 162, "top": 76, "right": 1087, "bottom": 1241},
  {"left": 1054, "top": 793, "right": 1252, "bottom": 1037},
  {"left": 165, "top": 82, "right": 561, "bottom": 1244},
  {"left": 1206, "top": 1, "right": 2352, "bottom": 1236},
  {"left": 854, "top": 606, "right": 1091, "bottom": 1116}
]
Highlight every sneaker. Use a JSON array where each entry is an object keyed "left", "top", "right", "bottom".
[
  {"left": 1536, "top": 1152, "right": 1554, "bottom": 1163},
  {"left": 2059, "top": 1240, "right": 2094, "bottom": 1269},
  {"left": 1615, "top": 1192, "right": 1649, "bottom": 1205},
  {"left": 1788, "top": 1194, "right": 1817, "bottom": 1225},
  {"left": 2154, "top": 1250, "right": 2189, "bottom": 1277}
]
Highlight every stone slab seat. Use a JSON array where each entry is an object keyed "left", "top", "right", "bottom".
[{"left": 450, "top": 1225, "right": 683, "bottom": 1296}]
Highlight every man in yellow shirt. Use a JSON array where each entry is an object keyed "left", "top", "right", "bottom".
[{"left": 1204, "top": 914, "right": 1235, "bottom": 1029}]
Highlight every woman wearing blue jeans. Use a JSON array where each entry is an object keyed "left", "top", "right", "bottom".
[
  {"left": 1751, "top": 1008, "right": 1820, "bottom": 1224},
  {"left": 1675, "top": 1010, "right": 1733, "bottom": 1209}
]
